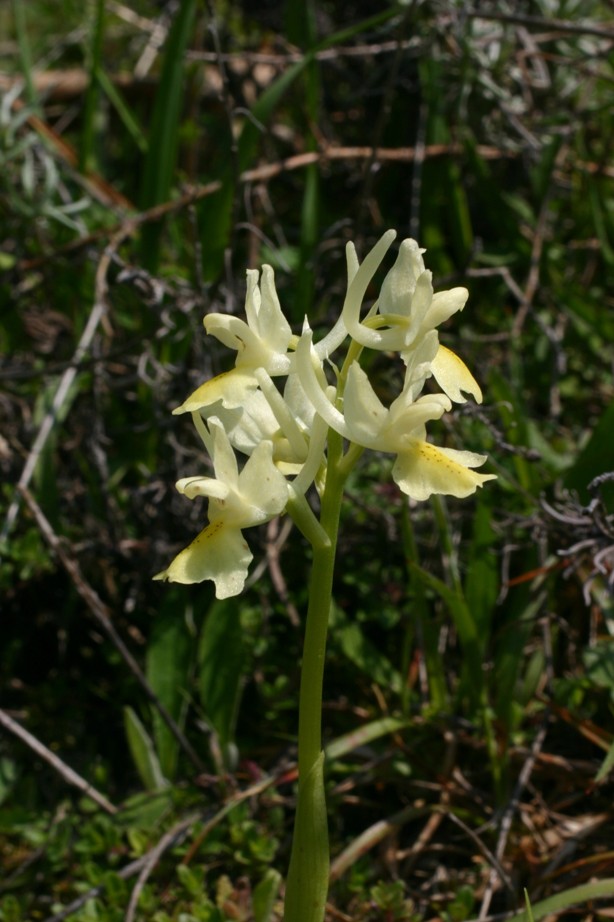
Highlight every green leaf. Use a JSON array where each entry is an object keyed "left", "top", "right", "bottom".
[
  {"left": 123, "top": 706, "right": 168, "bottom": 792},
  {"left": 325, "top": 716, "right": 411, "bottom": 762},
  {"left": 284, "top": 752, "right": 328, "bottom": 922},
  {"left": 146, "top": 594, "right": 193, "bottom": 780},
  {"left": 198, "top": 599, "right": 246, "bottom": 762},
  {"left": 406, "top": 562, "right": 481, "bottom": 679},
  {"left": 464, "top": 498, "right": 498, "bottom": 640},
  {"left": 583, "top": 640, "right": 614, "bottom": 702},
  {"left": 564, "top": 398, "right": 614, "bottom": 505},
  {"left": 252, "top": 868, "right": 282, "bottom": 922},
  {"left": 595, "top": 735, "right": 614, "bottom": 783},
  {"left": 506, "top": 879, "right": 614, "bottom": 922},
  {"left": 80, "top": 0, "right": 105, "bottom": 173},
  {"left": 332, "top": 612, "right": 402, "bottom": 695},
  {"left": 96, "top": 67, "right": 147, "bottom": 154},
  {"left": 139, "top": 0, "right": 198, "bottom": 270}
]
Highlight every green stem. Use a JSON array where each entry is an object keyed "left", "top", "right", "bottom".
[{"left": 284, "top": 432, "right": 347, "bottom": 922}]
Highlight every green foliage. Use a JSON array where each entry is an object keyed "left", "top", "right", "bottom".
[
  {"left": 146, "top": 594, "right": 194, "bottom": 780},
  {"left": 124, "top": 706, "right": 169, "bottom": 792},
  {"left": 139, "top": 0, "right": 198, "bottom": 272},
  {"left": 198, "top": 599, "right": 247, "bottom": 768}
]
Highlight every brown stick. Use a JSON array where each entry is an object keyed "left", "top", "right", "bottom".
[
  {"left": 18, "top": 486, "right": 205, "bottom": 774},
  {"left": 0, "top": 707, "right": 117, "bottom": 815}
]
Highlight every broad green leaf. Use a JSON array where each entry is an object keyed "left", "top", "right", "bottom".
[
  {"left": 564, "top": 398, "right": 614, "bottom": 505},
  {"left": 198, "top": 599, "right": 246, "bottom": 761},
  {"left": 253, "top": 869, "right": 282, "bottom": 922},
  {"left": 123, "top": 706, "right": 168, "bottom": 792},
  {"left": 334, "top": 619, "right": 402, "bottom": 695},
  {"left": 146, "top": 593, "right": 193, "bottom": 780},
  {"left": 583, "top": 640, "right": 614, "bottom": 702}
]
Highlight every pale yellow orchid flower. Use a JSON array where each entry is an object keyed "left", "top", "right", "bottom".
[
  {"left": 296, "top": 333, "right": 494, "bottom": 501},
  {"left": 340, "top": 233, "right": 482, "bottom": 404},
  {"left": 154, "top": 418, "right": 288, "bottom": 598}
]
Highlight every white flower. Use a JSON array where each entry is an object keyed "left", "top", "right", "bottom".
[
  {"left": 205, "top": 264, "right": 293, "bottom": 375},
  {"left": 172, "top": 265, "right": 294, "bottom": 428},
  {"left": 154, "top": 418, "right": 288, "bottom": 598},
  {"left": 341, "top": 233, "right": 482, "bottom": 404},
  {"left": 296, "top": 333, "right": 495, "bottom": 501}
]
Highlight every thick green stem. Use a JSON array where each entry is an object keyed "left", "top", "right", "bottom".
[{"left": 284, "top": 435, "right": 346, "bottom": 922}]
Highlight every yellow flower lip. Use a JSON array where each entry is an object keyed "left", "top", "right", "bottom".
[{"left": 172, "top": 370, "right": 258, "bottom": 415}]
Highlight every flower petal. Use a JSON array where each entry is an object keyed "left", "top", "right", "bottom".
[
  {"left": 258, "top": 265, "right": 293, "bottom": 356},
  {"left": 384, "top": 392, "right": 450, "bottom": 449},
  {"left": 173, "top": 370, "right": 258, "bottom": 414},
  {"left": 392, "top": 440, "right": 496, "bottom": 501},
  {"left": 208, "top": 418, "right": 239, "bottom": 487},
  {"left": 378, "top": 238, "right": 426, "bottom": 316},
  {"left": 295, "top": 328, "right": 349, "bottom": 438},
  {"left": 204, "top": 267, "right": 292, "bottom": 375},
  {"left": 431, "top": 345, "right": 483, "bottom": 404},
  {"left": 176, "top": 476, "right": 229, "bottom": 501},
  {"left": 236, "top": 440, "right": 289, "bottom": 522},
  {"left": 423, "top": 287, "right": 468, "bottom": 328},
  {"left": 340, "top": 230, "right": 397, "bottom": 351},
  {"left": 154, "top": 521, "right": 252, "bottom": 598},
  {"left": 342, "top": 363, "right": 388, "bottom": 446}
]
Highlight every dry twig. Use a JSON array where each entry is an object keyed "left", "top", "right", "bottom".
[
  {"left": 17, "top": 486, "right": 205, "bottom": 774},
  {"left": 0, "top": 708, "right": 117, "bottom": 814}
]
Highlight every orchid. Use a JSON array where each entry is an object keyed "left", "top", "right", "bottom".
[
  {"left": 205, "top": 264, "right": 293, "bottom": 375},
  {"left": 154, "top": 418, "right": 288, "bottom": 599},
  {"left": 295, "top": 333, "right": 495, "bottom": 501},
  {"left": 172, "top": 264, "right": 296, "bottom": 428},
  {"left": 156, "top": 229, "right": 496, "bottom": 922},
  {"left": 340, "top": 233, "right": 482, "bottom": 404}
]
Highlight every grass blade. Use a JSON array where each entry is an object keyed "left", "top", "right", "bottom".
[{"left": 139, "top": 0, "right": 198, "bottom": 271}]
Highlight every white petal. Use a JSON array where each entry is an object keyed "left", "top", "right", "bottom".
[
  {"left": 346, "top": 241, "right": 359, "bottom": 284},
  {"left": 401, "top": 270, "right": 433, "bottom": 346},
  {"left": 243, "top": 269, "right": 261, "bottom": 330},
  {"left": 295, "top": 330, "right": 349, "bottom": 438},
  {"left": 341, "top": 230, "right": 397, "bottom": 350},
  {"left": 378, "top": 238, "right": 425, "bottom": 317},
  {"left": 342, "top": 363, "right": 387, "bottom": 446},
  {"left": 154, "top": 521, "right": 252, "bottom": 598},
  {"left": 173, "top": 370, "right": 258, "bottom": 414},
  {"left": 176, "top": 476, "right": 229, "bottom": 501},
  {"left": 205, "top": 390, "right": 279, "bottom": 455},
  {"left": 237, "top": 440, "right": 289, "bottom": 521},
  {"left": 209, "top": 418, "right": 239, "bottom": 487},
  {"left": 431, "top": 345, "right": 483, "bottom": 404},
  {"left": 258, "top": 265, "right": 292, "bottom": 353},
  {"left": 392, "top": 440, "right": 496, "bottom": 501},
  {"left": 383, "top": 392, "right": 450, "bottom": 449},
  {"left": 423, "top": 287, "right": 468, "bottom": 329},
  {"left": 204, "top": 314, "right": 258, "bottom": 355}
]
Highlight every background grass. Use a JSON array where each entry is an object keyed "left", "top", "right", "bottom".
[{"left": 1, "top": 1, "right": 614, "bottom": 920}]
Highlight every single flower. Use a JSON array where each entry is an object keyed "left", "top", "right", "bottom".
[
  {"left": 340, "top": 234, "right": 482, "bottom": 404},
  {"left": 296, "top": 333, "right": 494, "bottom": 501},
  {"left": 172, "top": 265, "right": 294, "bottom": 429},
  {"left": 205, "top": 264, "right": 293, "bottom": 374},
  {"left": 154, "top": 418, "right": 289, "bottom": 598}
]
